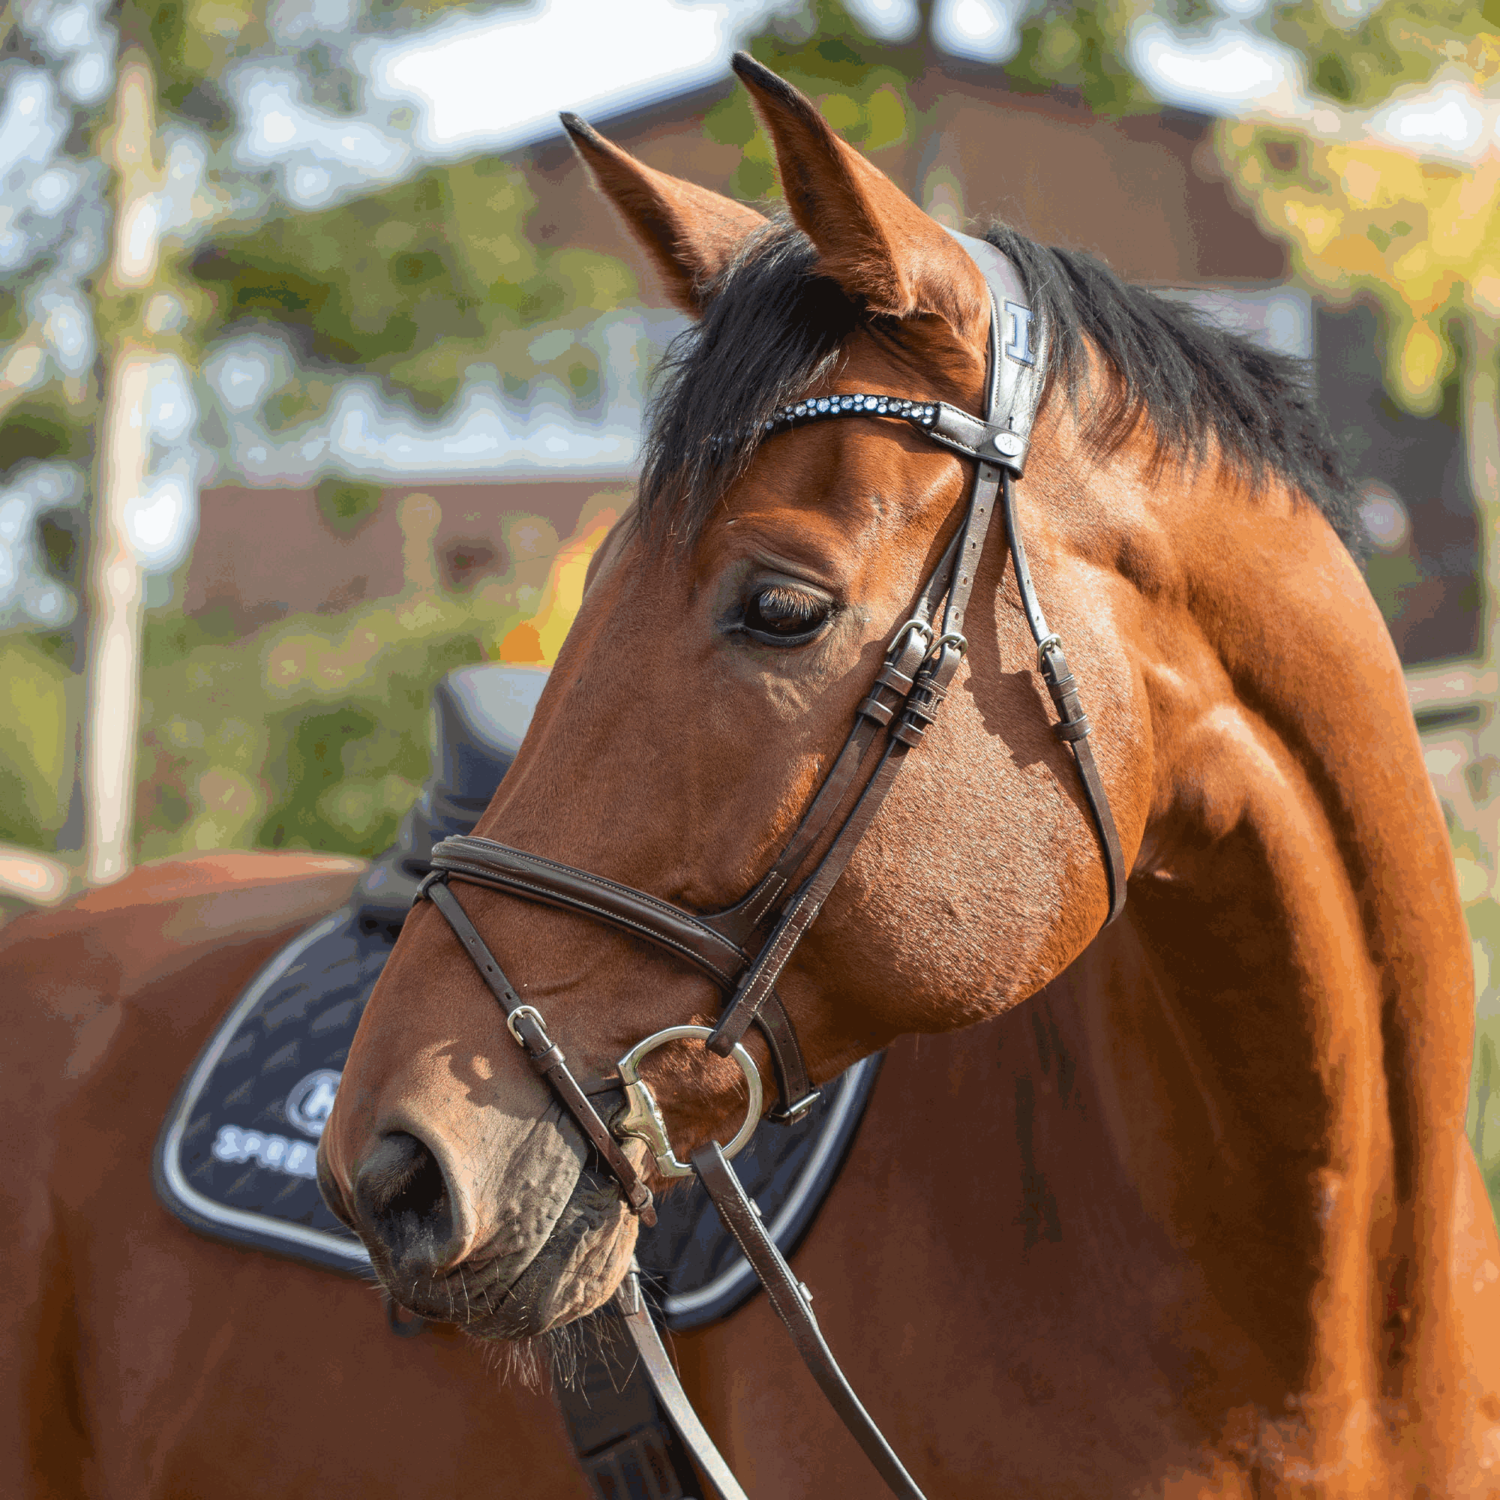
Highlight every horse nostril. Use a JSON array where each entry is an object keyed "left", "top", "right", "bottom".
[{"left": 353, "top": 1131, "right": 461, "bottom": 1273}]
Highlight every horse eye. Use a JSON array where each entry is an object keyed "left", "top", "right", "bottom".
[{"left": 742, "top": 585, "right": 831, "bottom": 643}]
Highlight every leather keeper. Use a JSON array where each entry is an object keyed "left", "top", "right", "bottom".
[
  {"left": 1053, "top": 717, "right": 1092, "bottom": 742},
  {"left": 857, "top": 657, "right": 920, "bottom": 726},
  {"left": 891, "top": 682, "right": 946, "bottom": 746},
  {"left": 906, "top": 680, "right": 947, "bottom": 721},
  {"left": 529, "top": 1043, "right": 568, "bottom": 1074},
  {"left": 1045, "top": 665, "right": 1082, "bottom": 717},
  {"left": 872, "top": 661, "right": 916, "bottom": 695},
  {"left": 1051, "top": 687, "right": 1083, "bottom": 720}
]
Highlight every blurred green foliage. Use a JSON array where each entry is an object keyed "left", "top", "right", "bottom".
[
  {"left": 1269, "top": 1, "right": 1500, "bottom": 107},
  {"left": 1473, "top": 1023, "right": 1500, "bottom": 1230},
  {"left": 709, "top": 2, "right": 927, "bottom": 199},
  {"left": 0, "top": 637, "right": 75, "bottom": 848},
  {"left": 0, "top": 395, "right": 95, "bottom": 467},
  {"left": 0, "top": 0, "right": 636, "bottom": 469},
  {"left": 130, "top": 0, "right": 509, "bottom": 126},
  {"left": 1002, "top": 0, "right": 1500, "bottom": 118},
  {"left": 315, "top": 478, "right": 384, "bottom": 536},
  {"left": 1009, "top": 0, "right": 1161, "bottom": 114},
  {"left": 120, "top": 578, "right": 526, "bottom": 863},
  {"left": 0, "top": 508, "right": 546, "bottom": 869},
  {"left": 1451, "top": 854, "right": 1500, "bottom": 1214},
  {"left": 0, "top": 1, "right": 642, "bottom": 872},
  {"left": 191, "top": 159, "right": 635, "bottom": 412}
]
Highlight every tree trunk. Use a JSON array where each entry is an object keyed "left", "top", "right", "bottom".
[
  {"left": 83, "top": 355, "right": 150, "bottom": 884},
  {"left": 83, "top": 57, "right": 162, "bottom": 885}
]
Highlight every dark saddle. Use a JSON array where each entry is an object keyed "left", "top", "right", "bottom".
[{"left": 154, "top": 664, "right": 880, "bottom": 1496}]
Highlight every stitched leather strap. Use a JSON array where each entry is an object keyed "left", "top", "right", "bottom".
[
  {"left": 428, "top": 838, "right": 817, "bottom": 1120},
  {"left": 707, "top": 739, "right": 909, "bottom": 1055},
  {"left": 432, "top": 837, "right": 751, "bottom": 987},
  {"left": 615, "top": 1269, "right": 750, "bottom": 1500},
  {"left": 751, "top": 991, "right": 820, "bottom": 1123},
  {"left": 423, "top": 878, "right": 656, "bottom": 1224},
  {"left": 706, "top": 619, "right": 936, "bottom": 945},
  {"left": 999, "top": 472, "right": 1127, "bottom": 923},
  {"left": 937, "top": 286, "right": 1005, "bottom": 645},
  {"left": 560, "top": 1288, "right": 707, "bottom": 1500},
  {"left": 691, "top": 1142, "right": 927, "bottom": 1500}
]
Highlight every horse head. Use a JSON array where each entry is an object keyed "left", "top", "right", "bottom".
[{"left": 317, "top": 55, "right": 1353, "bottom": 1346}]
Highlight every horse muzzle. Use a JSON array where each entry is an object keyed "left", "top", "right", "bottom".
[{"left": 319, "top": 1103, "right": 642, "bottom": 1337}]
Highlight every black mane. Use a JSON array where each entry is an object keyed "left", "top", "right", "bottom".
[{"left": 637, "top": 216, "right": 1362, "bottom": 553}]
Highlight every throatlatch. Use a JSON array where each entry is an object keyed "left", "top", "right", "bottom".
[{"left": 414, "top": 231, "right": 1127, "bottom": 1500}]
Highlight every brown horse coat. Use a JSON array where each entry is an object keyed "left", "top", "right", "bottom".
[
  {"left": 321, "top": 59, "right": 1500, "bottom": 1499},
  {"left": 0, "top": 854, "right": 590, "bottom": 1499}
]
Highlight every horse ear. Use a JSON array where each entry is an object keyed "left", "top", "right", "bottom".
[
  {"left": 731, "top": 53, "right": 989, "bottom": 344},
  {"left": 561, "top": 113, "right": 766, "bottom": 316}
]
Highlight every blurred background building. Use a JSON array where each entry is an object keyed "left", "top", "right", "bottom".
[{"left": 2, "top": 0, "right": 1498, "bottom": 1173}]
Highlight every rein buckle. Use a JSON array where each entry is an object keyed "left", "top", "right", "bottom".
[{"left": 764, "top": 1089, "right": 822, "bottom": 1127}]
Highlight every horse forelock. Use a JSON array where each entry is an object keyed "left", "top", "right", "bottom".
[
  {"left": 636, "top": 218, "right": 854, "bottom": 544},
  {"left": 635, "top": 214, "right": 1363, "bottom": 557}
]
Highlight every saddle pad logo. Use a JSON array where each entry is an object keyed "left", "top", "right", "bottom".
[{"left": 285, "top": 1069, "right": 341, "bottom": 1139}]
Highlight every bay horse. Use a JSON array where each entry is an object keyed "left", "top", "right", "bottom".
[
  {"left": 320, "top": 55, "right": 1500, "bottom": 1498},
  {"left": 0, "top": 852, "right": 592, "bottom": 1499}
]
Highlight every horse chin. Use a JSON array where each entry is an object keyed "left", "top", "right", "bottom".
[
  {"left": 377, "top": 1168, "right": 640, "bottom": 1341},
  {"left": 482, "top": 1169, "right": 640, "bottom": 1338}
]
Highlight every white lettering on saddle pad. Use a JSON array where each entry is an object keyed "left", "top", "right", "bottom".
[{"left": 211, "top": 1125, "right": 320, "bottom": 1180}]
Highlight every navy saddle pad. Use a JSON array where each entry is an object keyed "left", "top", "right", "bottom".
[{"left": 154, "top": 664, "right": 879, "bottom": 1332}]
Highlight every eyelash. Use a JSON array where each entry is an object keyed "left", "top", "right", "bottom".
[{"left": 738, "top": 584, "right": 834, "bottom": 644}]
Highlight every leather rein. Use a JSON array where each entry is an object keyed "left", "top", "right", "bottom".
[{"left": 413, "top": 232, "right": 1127, "bottom": 1500}]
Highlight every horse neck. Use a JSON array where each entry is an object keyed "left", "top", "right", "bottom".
[{"left": 1086, "top": 454, "right": 1479, "bottom": 1446}]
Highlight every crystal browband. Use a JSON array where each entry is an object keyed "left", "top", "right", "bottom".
[{"left": 764, "top": 394, "right": 939, "bottom": 434}]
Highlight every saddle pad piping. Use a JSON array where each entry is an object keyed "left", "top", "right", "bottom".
[
  {"left": 659, "top": 1052, "right": 879, "bottom": 1327},
  {"left": 152, "top": 911, "right": 371, "bottom": 1272}
]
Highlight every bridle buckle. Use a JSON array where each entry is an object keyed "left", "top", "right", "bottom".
[
  {"left": 505, "top": 1003, "right": 550, "bottom": 1049},
  {"left": 892, "top": 617, "right": 934, "bottom": 655}
]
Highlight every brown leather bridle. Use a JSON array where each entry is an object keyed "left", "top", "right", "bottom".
[{"left": 411, "top": 232, "right": 1127, "bottom": 1500}]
